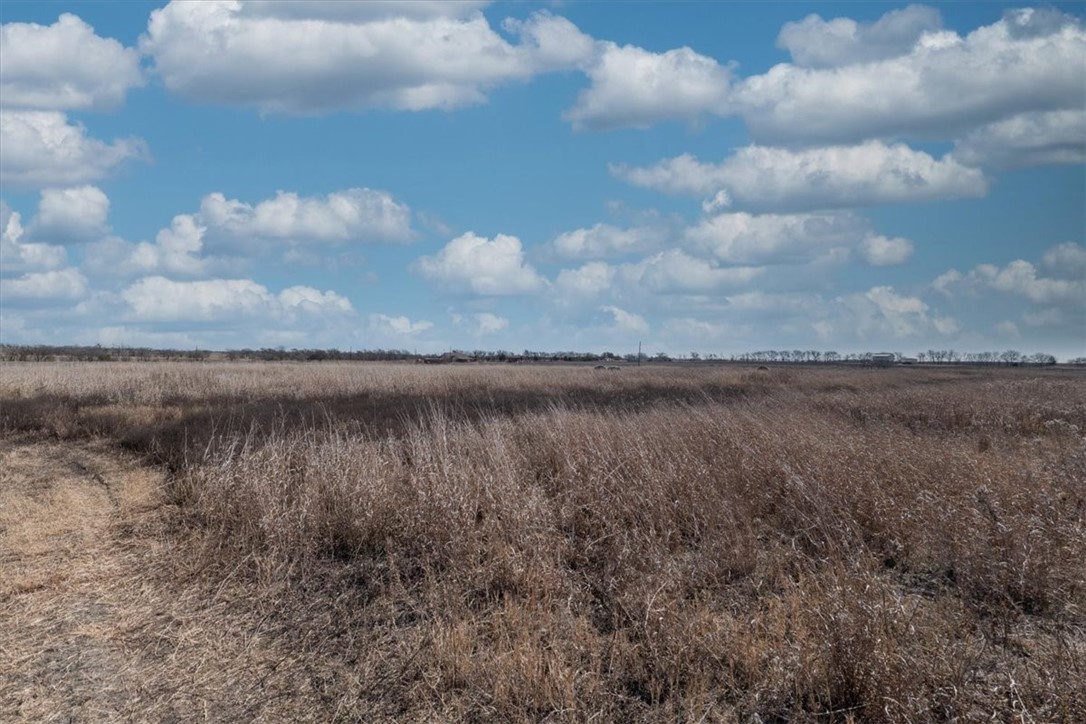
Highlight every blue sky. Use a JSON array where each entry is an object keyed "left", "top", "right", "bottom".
[{"left": 1, "top": 1, "right": 1083, "bottom": 358}]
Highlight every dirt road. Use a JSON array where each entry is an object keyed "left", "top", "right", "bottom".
[{"left": 0, "top": 437, "right": 337, "bottom": 723}]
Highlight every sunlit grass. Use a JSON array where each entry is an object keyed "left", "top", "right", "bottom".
[{"left": 2, "top": 361, "right": 1083, "bottom": 720}]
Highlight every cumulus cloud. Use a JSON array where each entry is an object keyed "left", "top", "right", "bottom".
[
  {"left": 600, "top": 305, "right": 649, "bottom": 335},
  {"left": 734, "top": 8, "right": 1086, "bottom": 145},
  {"left": 142, "top": 3, "right": 592, "bottom": 114},
  {"left": 240, "top": 1, "right": 490, "bottom": 23},
  {"left": 450, "top": 311, "right": 509, "bottom": 335},
  {"left": 969, "top": 260, "right": 1085, "bottom": 305},
  {"left": 953, "top": 109, "right": 1086, "bottom": 168},
  {"left": 1, "top": 268, "right": 88, "bottom": 301},
  {"left": 613, "top": 141, "right": 987, "bottom": 211},
  {"left": 74, "top": 186, "right": 413, "bottom": 279},
  {"left": 564, "top": 42, "right": 731, "bottom": 130},
  {"left": 120, "top": 276, "right": 352, "bottom": 322},
  {"left": 471, "top": 312, "right": 509, "bottom": 334},
  {"left": 685, "top": 211, "right": 868, "bottom": 265},
  {"left": 502, "top": 12, "right": 597, "bottom": 73},
  {"left": 31, "top": 185, "right": 110, "bottom": 240},
  {"left": 550, "top": 222, "right": 665, "bottom": 259},
  {"left": 554, "top": 261, "right": 616, "bottom": 301},
  {"left": 617, "top": 250, "right": 762, "bottom": 294},
  {"left": 414, "top": 232, "right": 547, "bottom": 295},
  {"left": 842, "top": 285, "right": 957, "bottom": 340},
  {"left": 933, "top": 244, "right": 1086, "bottom": 307},
  {"left": 1041, "top": 242, "right": 1086, "bottom": 279},
  {"left": 660, "top": 317, "right": 732, "bottom": 342},
  {"left": 85, "top": 214, "right": 209, "bottom": 278},
  {"left": 0, "top": 14, "right": 143, "bottom": 111},
  {"left": 0, "top": 203, "right": 66, "bottom": 272},
  {"left": 0, "top": 111, "right": 149, "bottom": 189},
  {"left": 640, "top": 284, "right": 965, "bottom": 352},
  {"left": 777, "top": 5, "right": 943, "bottom": 68},
  {"left": 859, "top": 234, "right": 914, "bottom": 266},
  {"left": 199, "top": 188, "right": 414, "bottom": 247},
  {"left": 369, "top": 313, "right": 434, "bottom": 336}
]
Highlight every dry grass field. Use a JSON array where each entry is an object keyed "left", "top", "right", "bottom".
[{"left": 1, "top": 361, "right": 1084, "bottom": 722}]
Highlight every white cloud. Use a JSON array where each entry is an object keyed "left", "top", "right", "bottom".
[
  {"left": 953, "top": 109, "right": 1086, "bottom": 168},
  {"left": 80, "top": 187, "right": 415, "bottom": 279},
  {"left": 279, "top": 286, "right": 353, "bottom": 313},
  {"left": 0, "top": 111, "right": 148, "bottom": 189},
  {"left": 82, "top": 215, "right": 209, "bottom": 278},
  {"left": 859, "top": 234, "right": 914, "bottom": 266},
  {"left": 735, "top": 8, "right": 1086, "bottom": 145},
  {"left": 199, "top": 189, "right": 413, "bottom": 247},
  {"left": 600, "top": 305, "right": 649, "bottom": 335},
  {"left": 777, "top": 5, "right": 943, "bottom": 68},
  {"left": 450, "top": 311, "right": 508, "bottom": 335},
  {"left": 641, "top": 285, "right": 966, "bottom": 352},
  {"left": 147, "top": 215, "right": 208, "bottom": 274},
  {"left": 550, "top": 222, "right": 664, "bottom": 259},
  {"left": 502, "top": 12, "right": 597, "bottom": 73},
  {"left": 472, "top": 312, "right": 508, "bottom": 335},
  {"left": 0, "top": 14, "right": 143, "bottom": 111},
  {"left": 414, "top": 232, "right": 547, "bottom": 295},
  {"left": 32, "top": 185, "right": 110, "bottom": 240},
  {"left": 1041, "top": 242, "right": 1086, "bottom": 279},
  {"left": 611, "top": 153, "right": 722, "bottom": 197},
  {"left": 240, "top": 1, "right": 490, "bottom": 23},
  {"left": 369, "top": 313, "right": 434, "bottom": 336},
  {"left": 617, "top": 250, "right": 762, "bottom": 294},
  {"left": 846, "top": 285, "right": 951, "bottom": 340},
  {"left": 613, "top": 141, "right": 987, "bottom": 211},
  {"left": 0, "top": 268, "right": 87, "bottom": 301},
  {"left": 564, "top": 42, "right": 731, "bottom": 130},
  {"left": 701, "top": 190, "right": 733, "bottom": 214},
  {"left": 661, "top": 317, "right": 731, "bottom": 341},
  {"left": 554, "top": 261, "right": 616, "bottom": 300},
  {"left": 142, "top": 3, "right": 592, "bottom": 114},
  {"left": 933, "top": 244, "right": 1086, "bottom": 307},
  {"left": 120, "top": 276, "right": 353, "bottom": 322},
  {"left": 0, "top": 203, "right": 66, "bottom": 272},
  {"left": 932, "top": 269, "right": 963, "bottom": 297},
  {"left": 684, "top": 211, "right": 868, "bottom": 265},
  {"left": 970, "top": 260, "right": 1085, "bottom": 306}
]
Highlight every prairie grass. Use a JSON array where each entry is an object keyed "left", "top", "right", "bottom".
[{"left": 1, "top": 361, "right": 1083, "bottom": 721}]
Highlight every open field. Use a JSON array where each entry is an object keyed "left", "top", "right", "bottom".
[{"left": 2, "top": 362, "right": 1084, "bottom": 721}]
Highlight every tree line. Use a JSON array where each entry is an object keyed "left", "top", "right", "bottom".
[{"left": 0, "top": 344, "right": 1073, "bottom": 366}]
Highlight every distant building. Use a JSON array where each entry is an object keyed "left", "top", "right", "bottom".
[
  {"left": 871, "top": 353, "right": 896, "bottom": 367},
  {"left": 418, "top": 352, "right": 476, "bottom": 364}
]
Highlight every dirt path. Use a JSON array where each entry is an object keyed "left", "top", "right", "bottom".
[{"left": 0, "top": 437, "right": 340, "bottom": 723}]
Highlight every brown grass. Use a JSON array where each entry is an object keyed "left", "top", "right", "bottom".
[{"left": 1, "top": 361, "right": 1084, "bottom": 721}]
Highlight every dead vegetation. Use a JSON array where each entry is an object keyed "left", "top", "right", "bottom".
[{"left": 1, "top": 362, "right": 1084, "bottom": 721}]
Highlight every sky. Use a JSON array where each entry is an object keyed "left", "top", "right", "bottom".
[{"left": 1, "top": 1, "right": 1084, "bottom": 358}]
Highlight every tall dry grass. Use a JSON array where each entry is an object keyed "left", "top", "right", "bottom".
[{"left": 1, "top": 361, "right": 1084, "bottom": 720}]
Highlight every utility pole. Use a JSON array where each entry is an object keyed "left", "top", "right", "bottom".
[{"left": 638, "top": 340, "right": 642, "bottom": 367}]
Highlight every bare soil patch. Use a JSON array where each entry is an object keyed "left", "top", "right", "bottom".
[{"left": 0, "top": 436, "right": 353, "bottom": 723}]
